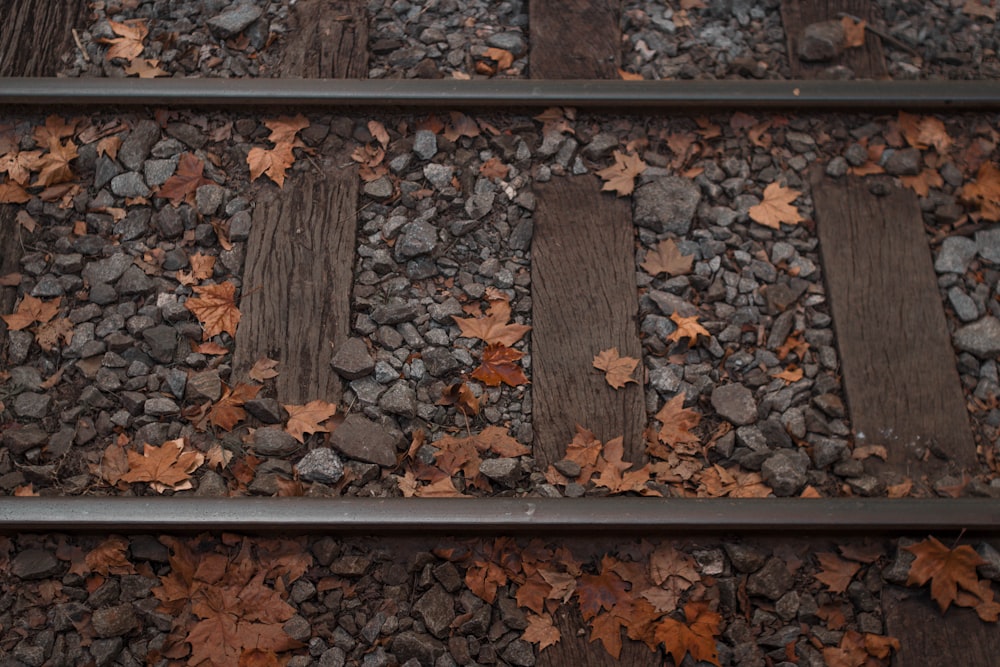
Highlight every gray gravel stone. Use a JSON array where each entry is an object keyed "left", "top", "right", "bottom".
[
  {"left": 144, "top": 158, "right": 176, "bottom": 187},
  {"left": 195, "top": 184, "right": 225, "bottom": 215},
  {"left": 92, "top": 604, "right": 137, "bottom": 638},
  {"left": 13, "top": 392, "right": 51, "bottom": 419},
  {"left": 142, "top": 325, "right": 177, "bottom": 364},
  {"left": 295, "top": 448, "right": 344, "bottom": 484},
  {"left": 465, "top": 191, "right": 495, "bottom": 219},
  {"left": 634, "top": 177, "right": 701, "bottom": 234},
  {"left": 934, "top": 236, "right": 977, "bottom": 274},
  {"left": 711, "top": 383, "right": 757, "bottom": 425},
  {"left": 808, "top": 436, "right": 850, "bottom": 468},
  {"left": 83, "top": 253, "right": 133, "bottom": 285},
  {"left": 110, "top": 172, "right": 151, "bottom": 198},
  {"left": 144, "top": 397, "right": 179, "bottom": 416},
  {"left": 423, "top": 163, "right": 454, "bottom": 189},
  {"left": 371, "top": 303, "right": 420, "bottom": 325},
  {"left": 413, "top": 130, "right": 438, "bottom": 160},
  {"left": 10, "top": 549, "right": 62, "bottom": 579},
  {"left": 975, "top": 227, "right": 1000, "bottom": 264},
  {"left": 723, "top": 542, "right": 768, "bottom": 573},
  {"left": 116, "top": 265, "right": 153, "bottom": 296},
  {"left": 95, "top": 155, "right": 122, "bottom": 190},
  {"left": 746, "top": 557, "right": 794, "bottom": 600},
  {"left": 245, "top": 398, "right": 285, "bottom": 423},
  {"left": 330, "top": 413, "right": 399, "bottom": 467},
  {"left": 207, "top": 3, "right": 263, "bottom": 38},
  {"left": 479, "top": 457, "right": 523, "bottom": 487},
  {"left": 422, "top": 347, "right": 460, "bottom": 377},
  {"left": 331, "top": 337, "right": 375, "bottom": 380},
  {"left": 413, "top": 584, "right": 455, "bottom": 639},
  {"left": 883, "top": 148, "right": 922, "bottom": 176},
  {"left": 501, "top": 640, "right": 535, "bottom": 666},
  {"left": 797, "top": 20, "right": 845, "bottom": 61},
  {"left": 379, "top": 381, "right": 417, "bottom": 417},
  {"left": 395, "top": 221, "right": 438, "bottom": 259},
  {"left": 761, "top": 449, "right": 809, "bottom": 496},
  {"left": 948, "top": 286, "right": 980, "bottom": 322},
  {"left": 486, "top": 31, "right": 527, "bottom": 56},
  {"left": 363, "top": 176, "right": 394, "bottom": 199},
  {"left": 953, "top": 317, "right": 1000, "bottom": 358},
  {"left": 391, "top": 632, "right": 445, "bottom": 666},
  {"left": 253, "top": 426, "right": 301, "bottom": 456},
  {"left": 119, "top": 120, "right": 160, "bottom": 171}
]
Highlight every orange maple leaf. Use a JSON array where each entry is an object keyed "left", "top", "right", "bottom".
[
  {"left": 248, "top": 357, "right": 280, "bottom": 382},
  {"left": 248, "top": 143, "right": 296, "bottom": 188},
  {"left": 814, "top": 552, "right": 861, "bottom": 593},
  {"left": 185, "top": 281, "right": 241, "bottom": 339},
  {"left": 667, "top": 312, "right": 709, "bottom": 346},
  {"left": 0, "top": 180, "right": 31, "bottom": 203},
  {"left": 596, "top": 150, "right": 646, "bottom": 197},
  {"left": 264, "top": 115, "right": 310, "bottom": 146},
  {"left": 124, "top": 58, "right": 169, "bottom": 78},
  {"left": 34, "top": 317, "right": 74, "bottom": 352},
  {"left": 653, "top": 394, "right": 702, "bottom": 452},
  {"left": 641, "top": 238, "right": 693, "bottom": 276},
  {"left": 2, "top": 294, "right": 60, "bottom": 331},
  {"left": 961, "top": 162, "right": 1000, "bottom": 221},
  {"left": 653, "top": 601, "right": 721, "bottom": 667},
  {"left": 840, "top": 16, "right": 867, "bottom": 48},
  {"left": 34, "top": 138, "right": 78, "bottom": 187},
  {"left": 592, "top": 348, "right": 639, "bottom": 389},
  {"left": 898, "top": 111, "right": 952, "bottom": 154},
  {"left": 119, "top": 439, "right": 205, "bottom": 493},
  {"left": 101, "top": 20, "right": 148, "bottom": 61},
  {"left": 472, "top": 343, "right": 529, "bottom": 387},
  {"left": 0, "top": 150, "right": 43, "bottom": 185},
  {"left": 283, "top": 400, "right": 337, "bottom": 443},
  {"left": 452, "top": 299, "right": 531, "bottom": 347},
  {"left": 749, "top": 182, "right": 803, "bottom": 229},
  {"left": 903, "top": 536, "right": 988, "bottom": 613},
  {"left": 209, "top": 383, "right": 262, "bottom": 431},
  {"left": 32, "top": 115, "right": 76, "bottom": 146},
  {"left": 158, "top": 153, "right": 213, "bottom": 207},
  {"left": 523, "top": 612, "right": 561, "bottom": 651},
  {"left": 576, "top": 555, "right": 629, "bottom": 621}
]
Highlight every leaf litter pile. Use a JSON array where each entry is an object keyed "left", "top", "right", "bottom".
[
  {"left": 3, "top": 107, "right": 1000, "bottom": 503},
  {"left": 3, "top": 530, "right": 998, "bottom": 665}
]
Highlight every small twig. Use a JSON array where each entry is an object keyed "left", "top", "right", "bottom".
[
  {"left": 837, "top": 12, "right": 921, "bottom": 57},
  {"left": 71, "top": 29, "right": 91, "bottom": 63}
]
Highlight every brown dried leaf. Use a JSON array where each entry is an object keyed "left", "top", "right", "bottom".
[
  {"left": 749, "top": 182, "right": 803, "bottom": 229},
  {"left": 101, "top": 19, "right": 149, "bottom": 62},
  {"left": 248, "top": 357, "right": 280, "bottom": 382},
  {"left": 120, "top": 438, "right": 205, "bottom": 493},
  {"left": 283, "top": 400, "right": 337, "bottom": 443},
  {"left": 185, "top": 281, "right": 240, "bottom": 339},
  {"left": 452, "top": 299, "right": 530, "bottom": 346},
  {"left": 595, "top": 150, "right": 647, "bottom": 197},
  {"left": 472, "top": 343, "right": 529, "bottom": 387},
  {"left": 2, "top": 295, "right": 60, "bottom": 331},
  {"left": 667, "top": 312, "right": 709, "bottom": 346},
  {"left": 840, "top": 16, "right": 867, "bottom": 48},
  {"left": 209, "top": 383, "right": 262, "bottom": 431},
  {"left": 158, "top": 153, "right": 212, "bottom": 207},
  {"left": 904, "top": 536, "right": 987, "bottom": 613},
  {"left": 523, "top": 613, "right": 561, "bottom": 651},
  {"left": 641, "top": 239, "right": 693, "bottom": 276},
  {"left": 592, "top": 348, "right": 639, "bottom": 389},
  {"left": 815, "top": 552, "right": 861, "bottom": 593}
]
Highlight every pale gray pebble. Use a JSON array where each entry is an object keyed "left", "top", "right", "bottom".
[
  {"left": 934, "top": 236, "right": 977, "bottom": 274},
  {"left": 295, "top": 449, "right": 344, "bottom": 484}
]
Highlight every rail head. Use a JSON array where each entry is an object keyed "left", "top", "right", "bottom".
[
  {"left": 2, "top": 497, "right": 998, "bottom": 535},
  {"left": 2, "top": 78, "right": 1000, "bottom": 111}
]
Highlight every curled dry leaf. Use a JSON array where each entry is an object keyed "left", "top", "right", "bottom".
[
  {"left": 595, "top": 150, "right": 647, "bottom": 197},
  {"left": 592, "top": 348, "right": 639, "bottom": 389},
  {"left": 437, "top": 382, "right": 480, "bottom": 415},
  {"left": 641, "top": 238, "right": 693, "bottom": 277},
  {"left": 2, "top": 294, "right": 60, "bottom": 331},
  {"left": 961, "top": 162, "right": 1000, "bottom": 221},
  {"left": 473, "top": 343, "right": 529, "bottom": 387},
  {"left": 283, "top": 400, "right": 337, "bottom": 443},
  {"left": 209, "top": 383, "right": 262, "bottom": 431},
  {"left": 667, "top": 312, "right": 709, "bottom": 346},
  {"left": 158, "top": 153, "right": 213, "bottom": 207},
  {"left": 119, "top": 439, "right": 205, "bottom": 493}
]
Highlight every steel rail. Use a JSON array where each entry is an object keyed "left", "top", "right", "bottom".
[
  {"left": 3, "top": 78, "right": 1000, "bottom": 110},
  {"left": 1, "top": 497, "right": 998, "bottom": 534}
]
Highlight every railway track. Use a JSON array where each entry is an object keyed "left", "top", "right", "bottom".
[{"left": 2, "top": 0, "right": 1000, "bottom": 665}]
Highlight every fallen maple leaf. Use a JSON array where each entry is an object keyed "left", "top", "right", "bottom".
[
  {"left": 963, "top": 0, "right": 997, "bottom": 20},
  {"left": 185, "top": 281, "right": 241, "bottom": 339},
  {"left": 961, "top": 162, "right": 1000, "bottom": 221},
  {"left": 815, "top": 552, "right": 861, "bottom": 593},
  {"left": 101, "top": 19, "right": 149, "bottom": 62},
  {"left": 248, "top": 357, "right": 280, "bottom": 382},
  {"left": 158, "top": 153, "right": 213, "bottom": 207},
  {"left": 473, "top": 343, "right": 529, "bottom": 387},
  {"left": 749, "top": 182, "right": 804, "bottom": 229},
  {"left": 653, "top": 601, "right": 721, "bottom": 667},
  {"left": 596, "top": 150, "right": 646, "bottom": 197},
  {"left": 523, "top": 612, "right": 561, "bottom": 651},
  {"left": 0, "top": 150, "right": 42, "bottom": 185},
  {"left": 124, "top": 58, "right": 169, "bottom": 77},
  {"left": 34, "top": 317, "right": 74, "bottom": 352},
  {"left": 283, "top": 400, "right": 337, "bottom": 443},
  {"left": 483, "top": 47, "right": 514, "bottom": 71},
  {"left": 209, "top": 383, "right": 262, "bottom": 431},
  {"left": 437, "top": 382, "right": 481, "bottom": 415},
  {"left": 772, "top": 366, "right": 804, "bottom": 384},
  {"left": 898, "top": 112, "right": 952, "bottom": 154},
  {"left": 903, "top": 536, "right": 987, "bottom": 613},
  {"left": 479, "top": 156, "right": 509, "bottom": 180},
  {"left": 120, "top": 439, "right": 205, "bottom": 493},
  {"left": 34, "top": 138, "right": 78, "bottom": 187},
  {"left": 453, "top": 299, "right": 531, "bottom": 347},
  {"left": 248, "top": 142, "right": 296, "bottom": 188},
  {"left": 2, "top": 294, "right": 60, "bottom": 331},
  {"left": 653, "top": 394, "right": 701, "bottom": 451},
  {"left": 841, "top": 16, "right": 867, "bottom": 48},
  {"left": 0, "top": 181, "right": 31, "bottom": 203},
  {"left": 641, "top": 239, "right": 693, "bottom": 276},
  {"left": 592, "top": 348, "right": 639, "bottom": 389},
  {"left": 667, "top": 312, "right": 709, "bottom": 346}
]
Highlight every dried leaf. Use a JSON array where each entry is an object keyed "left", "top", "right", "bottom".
[
  {"left": 34, "top": 317, "right": 74, "bottom": 352},
  {"left": 472, "top": 343, "right": 529, "bottom": 387},
  {"left": 592, "top": 348, "right": 639, "bottom": 389},
  {"left": 35, "top": 138, "right": 78, "bottom": 186},
  {"left": 248, "top": 357, "right": 280, "bottom": 382},
  {"left": 667, "top": 312, "right": 709, "bottom": 346},
  {"left": 479, "top": 157, "right": 509, "bottom": 180},
  {"left": 158, "top": 153, "right": 212, "bottom": 207},
  {"left": 749, "top": 182, "right": 803, "bottom": 229},
  {"left": 595, "top": 150, "right": 646, "bottom": 197},
  {"left": 437, "top": 382, "right": 481, "bottom": 415},
  {"left": 653, "top": 394, "right": 701, "bottom": 451},
  {"left": 523, "top": 613, "right": 561, "bottom": 651},
  {"left": 963, "top": 0, "right": 997, "bottom": 20},
  {"left": 653, "top": 601, "right": 721, "bottom": 667},
  {"left": 0, "top": 181, "right": 31, "bottom": 204},
  {"left": 452, "top": 299, "right": 530, "bottom": 347},
  {"left": 2, "top": 295, "right": 60, "bottom": 331},
  {"left": 961, "top": 162, "right": 1000, "bottom": 221},
  {"left": 483, "top": 47, "right": 514, "bottom": 71},
  {"left": 124, "top": 58, "right": 169, "bottom": 77},
  {"left": 904, "top": 536, "right": 987, "bottom": 613},
  {"left": 101, "top": 19, "right": 148, "bottom": 62},
  {"left": 283, "top": 400, "right": 337, "bottom": 443},
  {"left": 641, "top": 239, "right": 693, "bottom": 276},
  {"left": 815, "top": 552, "right": 861, "bottom": 593},
  {"left": 209, "top": 383, "right": 262, "bottom": 431},
  {"left": 185, "top": 281, "right": 241, "bottom": 339},
  {"left": 120, "top": 439, "right": 205, "bottom": 493},
  {"left": 841, "top": 16, "right": 866, "bottom": 48},
  {"left": 247, "top": 142, "right": 296, "bottom": 188}
]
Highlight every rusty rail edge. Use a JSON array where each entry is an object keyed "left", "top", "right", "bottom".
[
  {"left": 2, "top": 78, "right": 1000, "bottom": 110},
  {"left": 0, "top": 497, "right": 998, "bottom": 534}
]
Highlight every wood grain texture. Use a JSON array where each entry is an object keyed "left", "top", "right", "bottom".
[
  {"left": 780, "top": 0, "right": 888, "bottom": 79},
  {"left": 281, "top": 0, "right": 369, "bottom": 78},
  {"left": 882, "top": 584, "right": 1000, "bottom": 666},
  {"left": 531, "top": 177, "right": 647, "bottom": 468},
  {"left": 811, "top": 169, "right": 976, "bottom": 475},
  {"left": 0, "top": 208, "right": 25, "bottom": 359},
  {"left": 233, "top": 167, "right": 357, "bottom": 404},
  {"left": 529, "top": 0, "right": 622, "bottom": 79},
  {"left": 0, "top": 0, "right": 88, "bottom": 76}
]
